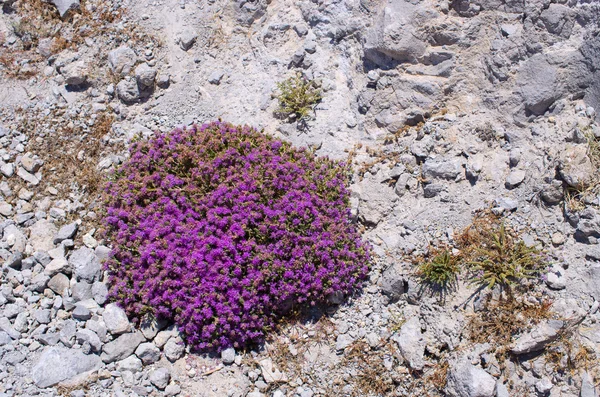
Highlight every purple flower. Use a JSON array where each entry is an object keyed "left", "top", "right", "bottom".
[{"left": 102, "top": 121, "right": 371, "bottom": 351}]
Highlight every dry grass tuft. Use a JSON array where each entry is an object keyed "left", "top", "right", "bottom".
[
  {"left": 564, "top": 188, "right": 588, "bottom": 213},
  {"left": 544, "top": 323, "right": 599, "bottom": 377},
  {"left": 585, "top": 128, "right": 600, "bottom": 169},
  {"left": 562, "top": 127, "right": 600, "bottom": 211},
  {"left": 265, "top": 314, "right": 335, "bottom": 381},
  {"left": 467, "top": 297, "right": 553, "bottom": 358},
  {"left": 454, "top": 212, "right": 502, "bottom": 252},
  {"left": 22, "top": 111, "right": 116, "bottom": 197},
  {"left": 0, "top": 0, "right": 157, "bottom": 80},
  {"left": 341, "top": 340, "right": 397, "bottom": 396},
  {"left": 425, "top": 358, "right": 449, "bottom": 392}
]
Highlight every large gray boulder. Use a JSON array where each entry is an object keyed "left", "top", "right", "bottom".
[
  {"left": 29, "top": 220, "right": 58, "bottom": 252},
  {"left": 69, "top": 247, "right": 102, "bottom": 282},
  {"left": 92, "top": 281, "right": 109, "bottom": 305},
  {"left": 54, "top": 222, "right": 78, "bottom": 244},
  {"left": 510, "top": 320, "right": 564, "bottom": 355},
  {"left": 76, "top": 329, "right": 102, "bottom": 353},
  {"left": 395, "top": 316, "right": 425, "bottom": 370},
  {"left": 558, "top": 145, "right": 595, "bottom": 190},
  {"left": 45, "top": 257, "right": 70, "bottom": 276},
  {"left": 135, "top": 342, "right": 161, "bottom": 365},
  {"left": 232, "top": 0, "right": 267, "bottom": 26},
  {"left": 116, "top": 77, "right": 141, "bottom": 104},
  {"left": 177, "top": 29, "right": 198, "bottom": 51},
  {"left": 540, "top": 4, "right": 575, "bottom": 37},
  {"left": 135, "top": 63, "right": 157, "bottom": 87},
  {"left": 517, "top": 54, "right": 559, "bottom": 116},
  {"left": 149, "top": 367, "right": 171, "bottom": 390},
  {"left": 101, "top": 332, "right": 145, "bottom": 363},
  {"left": 51, "top": 0, "right": 80, "bottom": 17},
  {"left": 102, "top": 303, "right": 130, "bottom": 335},
  {"left": 576, "top": 211, "right": 600, "bottom": 243},
  {"left": 446, "top": 359, "right": 496, "bottom": 397},
  {"left": 164, "top": 337, "right": 185, "bottom": 362},
  {"left": 363, "top": 0, "right": 434, "bottom": 67},
  {"left": 48, "top": 273, "right": 70, "bottom": 295},
  {"left": 584, "top": 265, "right": 600, "bottom": 300},
  {"left": 580, "top": 371, "right": 598, "bottom": 397},
  {"left": 3, "top": 224, "right": 27, "bottom": 253},
  {"left": 380, "top": 262, "right": 407, "bottom": 301},
  {"left": 422, "top": 158, "right": 463, "bottom": 181},
  {"left": 351, "top": 179, "right": 397, "bottom": 226},
  {"left": 221, "top": 347, "right": 236, "bottom": 365},
  {"left": 108, "top": 47, "right": 137, "bottom": 76},
  {"left": 31, "top": 346, "right": 102, "bottom": 388},
  {"left": 116, "top": 355, "right": 143, "bottom": 373},
  {"left": 452, "top": 0, "right": 528, "bottom": 16},
  {"left": 61, "top": 60, "right": 88, "bottom": 86}
]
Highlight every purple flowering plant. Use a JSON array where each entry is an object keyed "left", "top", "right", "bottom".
[{"left": 103, "top": 121, "right": 371, "bottom": 351}]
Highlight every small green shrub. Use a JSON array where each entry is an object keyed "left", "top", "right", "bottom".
[
  {"left": 416, "top": 249, "right": 460, "bottom": 290},
  {"left": 276, "top": 73, "right": 322, "bottom": 119},
  {"left": 467, "top": 223, "right": 543, "bottom": 293}
]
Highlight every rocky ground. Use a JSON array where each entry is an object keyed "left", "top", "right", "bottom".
[{"left": 0, "top": 0, "right": 600, "bottom": 396}]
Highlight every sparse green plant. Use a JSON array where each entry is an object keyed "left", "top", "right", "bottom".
[
  {"left": 466, "top": 222, "right": 543, "bottom": 294},
  {"left": 416, "top": 249, "right": 460, "bottom": 291},
  {"left": 276, "top": 73, "right": 322, "bottom": 119}
]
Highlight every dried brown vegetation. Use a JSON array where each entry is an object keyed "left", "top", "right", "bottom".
[
  {"left": 1, "top": 0, "right": 158, "bottom": 80},
  {"left": 19, "top": 109, "right": 117, "bottom": 198},
  {"left": 561, "top": 125, "right": 600, "bottom": 211},
  {"left": 467, "top": 297, "right": 553, "bottom": 357},
  {"left": 423, "top": 358, "right": 449, "bottom": 393},
  {"left": 1, "top": 0, "right": 93, "bottom": 78},
  {"left": 339, "top": 340, "right": 398, "bottom": 397},
  {"left": 266, "top": 314, "right": 335, "bottom": 378}
]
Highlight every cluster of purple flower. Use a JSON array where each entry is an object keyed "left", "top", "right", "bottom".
[{"left": 103, "top": 121, "right": 370, "bottom": 351}]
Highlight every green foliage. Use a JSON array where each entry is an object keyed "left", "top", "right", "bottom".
[
  {"left": 467, "top": 223, "right": 543, "bottom": 293},
  {"left": 416, "top": 249, "right": 460, "bottom": 290},
  {"left": 276, "top": 73, "right": 322, "bottom": 119}
]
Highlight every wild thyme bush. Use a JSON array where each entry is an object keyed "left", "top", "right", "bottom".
[{"left": 103, "top": 121, "right": 370, "bottom": 351}]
